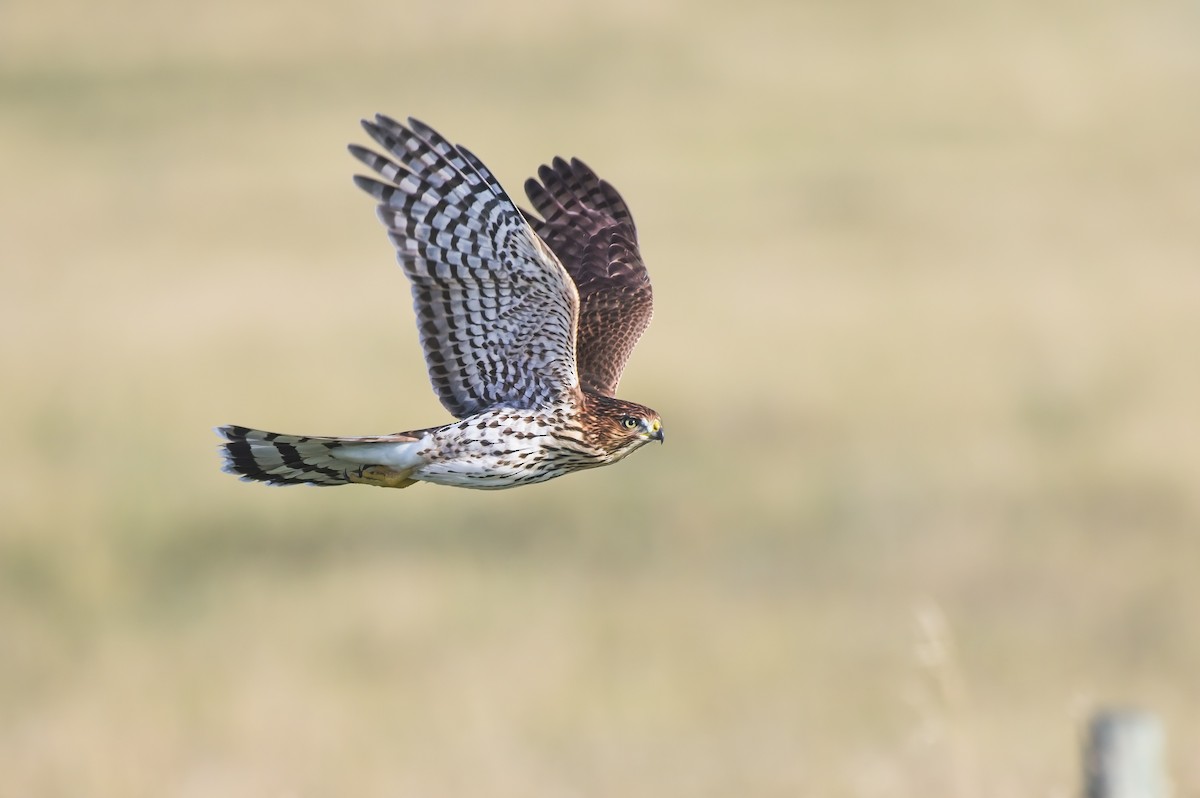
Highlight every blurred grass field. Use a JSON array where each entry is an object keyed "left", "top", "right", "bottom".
[{"left": 3, "top": 0, "right": 1200, "bottom": 794}]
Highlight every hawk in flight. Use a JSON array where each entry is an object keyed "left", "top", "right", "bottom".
[{"left": 218, "top": 115, "right": 662, "bottom": 490}]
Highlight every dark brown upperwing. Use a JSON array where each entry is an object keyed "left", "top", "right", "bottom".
[{"left": 523, "top": 157, "right": 653, "bottom": 397}]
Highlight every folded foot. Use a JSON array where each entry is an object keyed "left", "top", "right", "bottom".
[{"left": 347, "top": 465, "right": 417, "bottom": 489}]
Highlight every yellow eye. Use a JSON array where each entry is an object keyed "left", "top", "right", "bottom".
[{"left": 621, "top": 416, "right": 639, "bottom": 429}]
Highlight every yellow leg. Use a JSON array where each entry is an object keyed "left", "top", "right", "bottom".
[{"left": 347, "top": 465, "right": 418, "bottom": 489}]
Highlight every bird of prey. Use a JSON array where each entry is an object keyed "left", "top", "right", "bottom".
[{"left": 218, "top": 115, "right": 662, "bottom": 490}]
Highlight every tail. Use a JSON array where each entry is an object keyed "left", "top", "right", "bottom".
[{"left": 216, "top": 425, "right": 427, "bottom": 489}]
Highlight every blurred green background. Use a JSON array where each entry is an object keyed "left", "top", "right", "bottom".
[{"left": 3, "top": 0, "right": 1199, "bottom": 794}]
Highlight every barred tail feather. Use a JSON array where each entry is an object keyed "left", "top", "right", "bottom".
[{"left": 216, "top": 425, "right": 425, "bottom": 488}]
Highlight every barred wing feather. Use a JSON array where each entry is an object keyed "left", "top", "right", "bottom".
[
  {"left": 350, "top": 116, "right": 581, "bottom": 419},
  {"left": 523, "top": 157, "right": 653, "bottom": 398}
]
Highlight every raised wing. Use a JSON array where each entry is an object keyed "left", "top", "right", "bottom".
[
  {"left": 350, "top": 116, "right": 581, "bottom": 419},
  {"left": 523, "top": 158, "right": 653, "bottom": 397}
]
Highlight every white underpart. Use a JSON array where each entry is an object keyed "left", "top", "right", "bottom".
[
  {"left": 331, "top": 435, "right": 431, "bottom": 469},
  {"left": 404, "top": 408, "right": 590, "bottom": 489}
]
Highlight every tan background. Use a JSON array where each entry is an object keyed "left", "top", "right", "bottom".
[{"left": 3, "top": 0, "right": 1199, "bottom": 794}]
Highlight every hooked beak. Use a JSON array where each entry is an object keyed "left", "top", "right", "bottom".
[{"left": 645, "top": 419, "right": 664, "bottom": 444}]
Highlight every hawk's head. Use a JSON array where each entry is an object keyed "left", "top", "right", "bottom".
[{"left": 581, "top": 392, "right": 663, "bottom": 461}]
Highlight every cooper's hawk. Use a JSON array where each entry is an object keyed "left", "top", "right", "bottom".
[{"left": 218, "top": 115, "right": 662, "bottom": 490}]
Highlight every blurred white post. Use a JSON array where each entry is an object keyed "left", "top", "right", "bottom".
[{"left": 1084, "top": 709, "right": 1169, "bottom": 798}]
